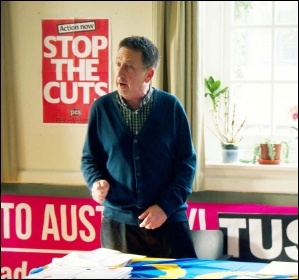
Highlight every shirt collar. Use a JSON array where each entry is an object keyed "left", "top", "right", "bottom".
[{"left": 117, "top": 85, "right": 154, "bottom": 109}]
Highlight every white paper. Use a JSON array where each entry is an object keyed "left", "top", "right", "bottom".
[
  {"left": 257, "top": 261, "right": 298, "bottom": 276},
  {"left": 74, "top": 266, "right": 132, "bottom": 279},
  {"left": 24, "top": 248, "right": 141, "bottom": 279},
  {"left": 51, "top": 248, "right": 145, "bottom": 268},
  {"left": 24, "top": 265, "right": 133, "bottom": 279},
  {"left": 23, "top": 266, "right": 85, "bottom": 279}
]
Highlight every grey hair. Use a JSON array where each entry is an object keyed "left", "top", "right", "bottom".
[{"left": 118, "top": 36, "right": 160, "bottom": 70}]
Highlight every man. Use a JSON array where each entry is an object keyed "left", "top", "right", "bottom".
[{"left": 81, "top": 36, "right": 197, "bottom": 258}]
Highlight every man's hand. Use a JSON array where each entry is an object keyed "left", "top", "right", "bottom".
[
  {"left": 138, "top": 205, "right": 167, "bottom": 230},
  {"left": 91, "top": 180, "right": 110, "bottom": 204}
]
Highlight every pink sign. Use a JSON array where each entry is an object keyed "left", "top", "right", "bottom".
[
  {"left": 1, "top": 194, "right": 297, "bottom": 279},
  {"left": 1, "top": 195, "right": 103, "bottom": 278},
  {"left": 42, "top": 19, "right": 110, "bottom": 124}
]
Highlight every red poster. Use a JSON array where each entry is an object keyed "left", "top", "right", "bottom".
[{"left": 42, "top": 19, "right": 110, "bottom": 124}]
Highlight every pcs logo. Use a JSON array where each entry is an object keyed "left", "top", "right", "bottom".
[{"left": 69, "top": 108, "right": 82, "bottom": 116}]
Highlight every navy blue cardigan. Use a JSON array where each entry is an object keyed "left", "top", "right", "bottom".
[{"left": 81, "top": 88, "right": 196, "bottom": 226}]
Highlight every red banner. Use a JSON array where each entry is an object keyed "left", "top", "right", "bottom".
[
  {"left": 42, "top": 19, "right": 110, "bottom": 124},
  {"left": 1, "top": 195, "right": 103, "bottom": 279},
  {"left": 1, "top": 195, "right": 297, "bottom": 279}
]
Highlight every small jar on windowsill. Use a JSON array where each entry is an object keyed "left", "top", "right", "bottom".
[{"left": 221, "top": 143, "right": 241, "bottom": 163}]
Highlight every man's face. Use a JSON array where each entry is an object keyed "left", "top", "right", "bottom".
[{"left": 115, "top": 47, "right": 152, "bottom": 98}]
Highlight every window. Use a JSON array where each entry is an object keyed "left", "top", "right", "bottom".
[{"left": 204, "top": 1, "right": 298, "bottom": 163}]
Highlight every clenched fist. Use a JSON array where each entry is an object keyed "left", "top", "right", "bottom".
[{"left": 91, "top": 180, "right": 110, "bottom": 204}]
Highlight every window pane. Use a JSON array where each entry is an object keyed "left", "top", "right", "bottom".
[
  {"left": 273, "top": 83, "right": 298, "bottom": 136},
  {"left": 275, "top": 1, "right": 298, "bottom": 24},
  {"left": 232, "top": 1, "right": 272, "bottom": 25},
  {"left": 274, "top": 28, "right": 298, "bottom": 80},
  {"left": 232, "top": 29, "right": 271, "bottom": 80},
  {"left": 230, "top": 83, "right": 271, "bottom": 135}
]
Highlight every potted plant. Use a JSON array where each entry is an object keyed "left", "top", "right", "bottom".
[
  {"left": 252, "top": 138, "right": 290, "bottom": 165},
  {"left": 204, "top": 76, "right": 247, "bottom": 163}
]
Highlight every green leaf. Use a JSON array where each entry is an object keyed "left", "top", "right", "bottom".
[
  {"left": 210, "top": 80, "right": 220, "bottom": 92},
  {"left": 208, "top": 76, "right": 215, "bottom": 85},
  {"left": 217, "top": 87, "right": 229, "bottom": 95}
]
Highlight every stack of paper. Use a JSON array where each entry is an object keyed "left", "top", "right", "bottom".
[
  {"left": 52, "top": 248, "right": 145, "bottom": 268},
  {"left": 74, "top": 267, "right": 132, "bottom": 279},
  {"left": 24, "top": 266, "right": 133, "bottom": 279},
  {"left": 24, "top": 266, "right": 87, "bottom": 279},
  {"left": 24, "top": 248, "right": 145, "bottom": 279}
]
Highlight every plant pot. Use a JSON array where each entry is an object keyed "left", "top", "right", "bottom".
[
  {"left": 259, "top": 143, "right": 281, "bottom": 165},
  {"left": 252, "top": 139, "right": 289, "bottom": 164},
  {"left": 221, "top": 143, "right": 239, "bottom": 163}
]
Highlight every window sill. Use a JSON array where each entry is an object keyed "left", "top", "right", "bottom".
[{"left": 204, "top": 162, "right": 298, "bottom": 194}]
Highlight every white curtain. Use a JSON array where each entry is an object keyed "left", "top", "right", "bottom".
[{"left": 152, "top": 1, "right": 205, "bottom": 191}]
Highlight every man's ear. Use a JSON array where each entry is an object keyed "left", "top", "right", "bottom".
[{"left": 145, "top": 68, "right": 155, "bottom": 83}]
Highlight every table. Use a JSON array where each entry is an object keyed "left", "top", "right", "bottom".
[
  {"left": 127, "top": 258, "right": 296, "bottom": 279},
  {"left": 27, "top": 256, "right": 297, "bottom": 279}
]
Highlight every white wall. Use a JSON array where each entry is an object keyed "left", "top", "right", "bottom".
[{"left": 7, "top": 1, "right": 153, "bottom": 185}]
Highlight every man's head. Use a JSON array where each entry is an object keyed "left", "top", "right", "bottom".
[
  {"left": 115, "top": 36, "right": 160, "bottom": 102},
  {"left": 118, "top": 36, "right": 160, "bottom": 70}
]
